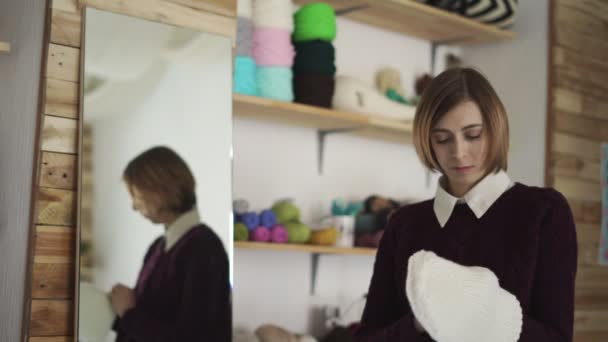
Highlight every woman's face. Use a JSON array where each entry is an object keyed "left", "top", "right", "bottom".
[
  {"left": 430, "top": 100, "right": 488, "bottom": 196},
  {"left": 128, "top": 186, "right": 165, "bottom": 224}
]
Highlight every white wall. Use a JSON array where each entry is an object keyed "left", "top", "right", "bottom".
[
  {"left": 233, "top": 3, "right": 549, "bottom": 336},
  {"left": 0, "top": 0, "right": 46, "bottom": 339},
  {"left": 462, "top": 0, "right": 549, "bottom": 187},
  {"left": 82, "top": 10, "right": 233, "bottom": 300}
]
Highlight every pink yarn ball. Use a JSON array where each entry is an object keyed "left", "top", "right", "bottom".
[
  {"left": 252, "top": 27, "right": 295, "bottom": 67},
  {"left": 251, "top": 226, "right": 271, "bottom": 242},
  {"left": 270, "top": 225, "right": 289, "bottom": 243}
]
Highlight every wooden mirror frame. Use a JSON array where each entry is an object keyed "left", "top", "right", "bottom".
[{"left": 22, "top": 0, "right": 236, "bottom": 340}]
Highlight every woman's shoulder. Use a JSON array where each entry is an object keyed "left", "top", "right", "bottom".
[{"left": 508, "top": 182, "right": 570, "bottom": 210}]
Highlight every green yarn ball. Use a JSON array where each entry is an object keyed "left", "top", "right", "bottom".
[
  {"left": 234, "top": 223, "right": 249, "bottom": 241},
  {"left": 285, "top": 222, "right": 311, "bottom": 243},
  {"left": 272, "top": 201, "right": 301, "bottom": 224},
  {"left": 293, "top": 3, "right": 337, "bottom": 42}
]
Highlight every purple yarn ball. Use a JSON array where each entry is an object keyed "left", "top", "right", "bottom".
[
  {"left": 251, "top": 226, "right": 271, "bottom": 242},
  {"left": 270, "top": 225, "right": 288, "bottom": 243}
]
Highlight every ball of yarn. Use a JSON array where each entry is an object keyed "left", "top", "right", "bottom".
[
  {"left": 234, "top": 56, "right": 257, "bottom": 96},
  {"left": 270, "top": 225, "right": 289, "bottom": 243},
  {"left": 271, "top": 201, "right": 300, "bottom": 224},
  {"left": 241, "top": 212, "right": 260, "bottom": 230},
  {"left": 253, "top": 0, "right": 294, "bottom": 32},
  {"left": 285, "top": 222, "right": 311, "bottom": 244},
  {"left": 236, "top": 17, "right": 254, "bottom": 56},
  {"left": 260, "top": 209, "right": 277, "bottom": 228},
  {"left": 234, "top": 223, "right": 249, "bottom": 241},
  {"left": 310, "top": 227, "right": 338, "bottom": 246},
  {"left": 233, "top": 198, "right": 250, "bottom": 215},
  {"left": 252, "top": 27, "right": 295, "bottom": 67},
  {"left": 355, "top": 214, "right": 376, "bottom": 234},
  {"left": 251, "top": 226, "right": 271, "bottom": 242},
  {"left": 256, "top": 67, "right": 294, "bottom": 101},
  {"left": 237, "top": 0, "right": 253, "bottom": 19},
  {"left": 293, "top": 3, "right": 337, "bottom": 42},
  {"left": 293, "top": 40, "right": 336, "bottom": 74},
  {"left": 293, "top": 72, "right": 335, "bottom": 108}
]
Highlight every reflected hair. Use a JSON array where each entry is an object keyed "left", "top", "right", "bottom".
[
  {"left": 123, "top": 146, "right": 196, "bottom": 214},
  {"left": 413, "top": 67, "right": 510, "bottom": 174}
]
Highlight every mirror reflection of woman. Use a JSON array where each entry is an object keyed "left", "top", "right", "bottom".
[
  {"left": 109, "top": 146, "right": 231, "bottom": 341},
  {"left": 355, "top": 68, "right": 577, "bottom": 342}
]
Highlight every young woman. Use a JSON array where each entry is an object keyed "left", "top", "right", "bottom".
[
  {"left": 355, "top": 68, "right": 577, "bottom": 342},
  {"left": 109, "top": 146, "right": 231, "bottom": 341}
]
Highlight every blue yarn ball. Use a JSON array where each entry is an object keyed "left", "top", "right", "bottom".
[
  {"left": 256, "top": 66, "right": 293, "bottom": 101},
  {"left": 234, "top": 55, "right": 257, "bottom": 96}
]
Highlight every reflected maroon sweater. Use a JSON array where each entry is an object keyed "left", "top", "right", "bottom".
[
  {"left": 355, "top": 183, "right": 578, "bottom": 342},
  {"left": 114, "top": 224, "right": 231, "bottom": 342}
]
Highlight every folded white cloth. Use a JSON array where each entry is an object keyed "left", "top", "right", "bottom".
[{"left": 406, "top": 250, "right": 522, "bottom": 342}]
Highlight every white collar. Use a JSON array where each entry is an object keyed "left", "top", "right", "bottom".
[
  {"left": 164, "top": 208, "right": 201, "bottom": 251},
  {"left": 433, "top": 170, "right": 513, "bottom": 228}
]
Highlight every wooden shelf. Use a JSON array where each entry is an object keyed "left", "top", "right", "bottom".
[
  {"left": 233, "top": 94, "right": 413, "bottom": 144},
  {"left": 294, "top": 0, "right": 515, "bottom": 45},
  {"left": 235, "top": 241, "right": 377, "bottom": 256},
  {"left": 0, "top": 41, "right": 10, "bottom": 53}
]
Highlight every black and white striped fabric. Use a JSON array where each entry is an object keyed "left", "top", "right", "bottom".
[{"left": 419, "top": 0, "right": 518, "bottom": 29}]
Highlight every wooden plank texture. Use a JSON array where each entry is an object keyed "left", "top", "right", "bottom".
[
  {"left": 41, "top": 115, "right": 78, "bottom": 154},
  {"left": 554, "top": 176, "right": 600, "bottom": 201},
  {"left": 81, "top": 0, "right": 237, "bottom": 43},
  {"left": 34, "top": 226, "right": 75, "bottom": 264},
  {"left": 552, "top": 132, "right": 601, "bottom": 162},
  {"left": 30, "top": 337, "right": 74, "bottom": 342},
  {"left": 167, "top": 0, "right": 236, "bottom": 17},
  {"left": 40, "top": 152, "right": 77, "bottom": 190},
  {"left": 32, "top": 263, "right": 74, "bottom": 299},
  {"left": 553, "top": 87, "right": 608, "bottom": 121},
  {"left": 30, "top": 300, "right": 73, "bottom": 336},
  {"left": 47, "top": 44, "right": 79, "bottom": 82},
  {"left": 51, "top": 9, "right": 82, "bottom": 48},
  {"left": 35, "top": 188, "right": 76, "bottom": 226},
  {"left": 51, "top": 0, "right": 79, "bottom": 13},
  {"left": 567, "top": 199, "right": 601, "bottom": 225},
  {"left": 550, "top": 152, "right": 600, "bottom": 183},
  {"left": 45, "top": 78, "right": 78, "bottom": 118}
]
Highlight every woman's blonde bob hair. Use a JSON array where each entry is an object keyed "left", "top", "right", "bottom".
[{"left": 413, "top": 67, "right": 509, "bottom": 174}]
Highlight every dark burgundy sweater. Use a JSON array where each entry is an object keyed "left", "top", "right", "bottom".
[
  {"left": 113, "top": 224, "right": 231, "bottom": 342},
  {"left": 355, "top": 183, "right": 578, "bottom": 342}
]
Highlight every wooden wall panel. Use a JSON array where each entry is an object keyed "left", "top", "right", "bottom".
[
  {"left": 46, "top": 44, "right": 79, "bottom": 82},
  {"left": 45, "top": 79, "right": 78, "bottom": 119},
  {"left": 41, "top": 116, "right": 78, "bottom": 154},
  {"left": 30, "top": 300, "right": 74, "bottom": 336},
  {"left": 550, "top": 1, "right": 608, "bottom": 340},
  {"left": 81, "top": 0, "right": 237, "bottom": 43},
  {"left": 40, "top": 152, "right": 77, "bottom": 190},
  {"left": 32, "top": 263, "right": 74, "bottom": 299},
  {"left": 25, "top": 0, "right": 236, "bottom": 340},
  {"left": 50, "top": 9, "right": 81, "bottom": 48},
  {"left": 553, "top": 87, "right": 608, "bottom": 121},
  {"left": 35, "top": 189, "right": 76, "bottom": 226},
  {"left": 30, "top": 337, "right": 74, "bottom": 342}
]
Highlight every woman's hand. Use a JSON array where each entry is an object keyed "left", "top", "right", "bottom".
[{"left": 110, "top": 284, "right": 136, "bottom": 317}]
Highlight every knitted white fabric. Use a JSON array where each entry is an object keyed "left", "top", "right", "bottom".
[
  {"left": 253, "top": 0, "right": 294, "bottom": 31},
  {"left": 406, "top": 250, "right": 523, "bottom": 342},
  {"left": 238, "top": 0, "right": 253, "bottom": 18}
]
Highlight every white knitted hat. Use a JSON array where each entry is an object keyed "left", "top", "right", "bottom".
[{"left": 406, "top": 250, "right": 522, "bottom": 342}]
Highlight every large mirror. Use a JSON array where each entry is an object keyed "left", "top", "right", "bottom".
[{"left": 77, "top": 8, "right": 233, "bottom": 342}]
